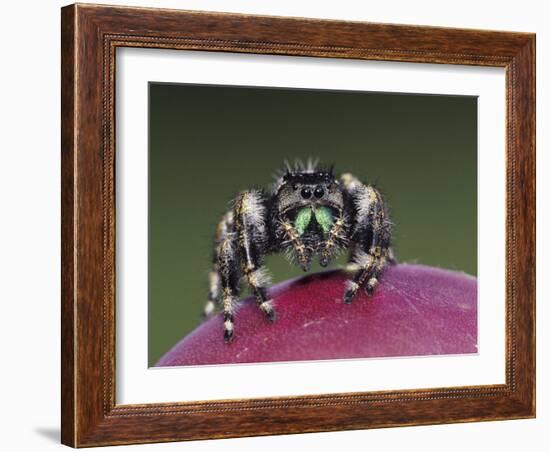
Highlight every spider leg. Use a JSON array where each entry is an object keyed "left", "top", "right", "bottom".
[
  {"left": 235, "top": 190, "right": 275, "bottom": 322},
  {"left": 344, "top": 245, "right": 389, "bottom": 303},
  {"left": 217, "top": 231, "right": 242, "bottom": 342},
  {"left": 319, "top": 215, "right": 347, "bottom": 267},
  {"left": 341, "top": 175, "right": 393, "bottom": 303},
  {"left": 202, "top": 268, "right": 220, "bottom": 318},
  {"left": 280, "top": 219, "right": 312, "bottom": 271},
  {"left": 202, "top": 210, "right": 234, "bottom": 319}
]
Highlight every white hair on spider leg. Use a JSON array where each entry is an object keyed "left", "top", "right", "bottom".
[
  {"left": 259, "top": 299, "right": 274, "bottom": 315},
  {"left": 345, "top": 280, "right": 360, "bottom": 292},
  {"left": 246, "top": 267, "right": 272, "bottom": 288},
  {"left": 239, "top": 190, "right": 267, "bottom": 233},
  {"left": 352, "top": 249, "right": 374, "bottom": 268},
  {"left": 208, "top": 271, "right": 220, "bottom": 297},
  {"left": 203, "top": 300, "right": 216, "bottom": 316},
  {"left": 218, "top": 232, "right": 237, "bottom": 272},
  {"left": 353, "top": 185, "right": 377, "bottom": 226}
]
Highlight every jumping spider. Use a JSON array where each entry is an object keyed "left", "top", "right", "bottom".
[{"left": 202, "top": 161, "right": 395, "bottom": 342}]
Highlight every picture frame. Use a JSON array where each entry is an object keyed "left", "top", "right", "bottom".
[{"left": 61, "top": 3, "right": 535, "bottom": 447}]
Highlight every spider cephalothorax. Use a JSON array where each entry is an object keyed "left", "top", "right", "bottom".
[{"left": 202, "top": 161, "right": 395, "bottom": 342}]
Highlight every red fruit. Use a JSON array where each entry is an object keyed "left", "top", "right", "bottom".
[{"left": 156, "top": 264, "right": 477, "bottom": 366}]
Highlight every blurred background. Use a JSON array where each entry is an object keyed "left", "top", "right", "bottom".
[{"left": 149, "top": 83, "right": 477, "bottom": 366}]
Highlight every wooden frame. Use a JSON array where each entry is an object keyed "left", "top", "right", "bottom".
[{"left": 61, "top": 3, "right": 535, "bottom": 447}]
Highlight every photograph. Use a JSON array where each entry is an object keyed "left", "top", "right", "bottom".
[{"left": 149, "top": 82, "right": 478, "bottom": 367}]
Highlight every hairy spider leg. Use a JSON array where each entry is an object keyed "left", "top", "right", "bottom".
[
  {"left": 217, "top": 232, "right": 241, "bottom": 342},
  {"left": 201, "top": 210, "right": 234, "bottom": 319},
  {"left": 341, "top": 175, "right": 393, "bottom": 303},
  {"left": 280, "top": 219, "right": 312, "bottom": 271},
  {"left": 319, "top": 215, "right": 347, "bottom": 267},
  {"left": 234, "top": 191, "right": 275, "bottom": 323}
]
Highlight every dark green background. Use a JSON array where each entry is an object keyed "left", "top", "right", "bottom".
[{"left": 148, "top": 83, "right": 477, "bottom": 366}]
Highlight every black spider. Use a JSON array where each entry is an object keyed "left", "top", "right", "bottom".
[{"left": 202, "top": 161, "right": 395, "bottom": 342}]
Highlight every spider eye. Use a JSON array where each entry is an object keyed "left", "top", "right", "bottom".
[
  {"left": 314, "top": 186, "right": 325, "bottom": 198},
  {"left": 300, "top": 188, "right": 312, "bottom": 199}
]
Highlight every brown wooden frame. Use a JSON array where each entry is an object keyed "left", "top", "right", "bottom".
[{"left": 61, "top": 3, "right": 535, "bottom": 447}]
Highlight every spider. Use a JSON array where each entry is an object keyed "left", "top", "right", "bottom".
[{"left": 202, "top": 161, "right": 395, "bottom": 342}]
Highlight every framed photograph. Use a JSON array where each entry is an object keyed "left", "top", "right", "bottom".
[{"left": 61, "top": 3, "right": 535, "bottom": 447}]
